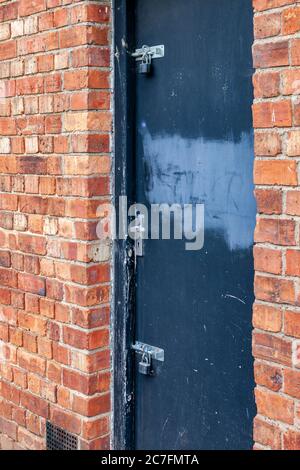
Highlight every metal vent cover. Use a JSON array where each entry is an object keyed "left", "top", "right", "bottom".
[{"left": 46, "top": 422, "right": 78, "bottom": 450}]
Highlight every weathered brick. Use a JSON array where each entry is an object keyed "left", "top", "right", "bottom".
[
  {"left": 254, "top": 417, "right": 281, "bottom": 450},
  {"left": 18, "top": 349, "right": 46, "bottom": 377},
  {"left": 255, "top": 388, "right": 294, "bottom": 424},
  {"left": 254, "top": 12, "right": 281, "bottom": 39},
  {"left": 253, "top": 331, "right": 292, "bottom": 366},
  {"left": 284, "top": 310, "right": 300, "bottom": 338},
  {"left": 50, "top": 406, "right": 81, "bottom": 435},
  {"left": 283, "top": 430, "right": 300, "bottom": 450},
  {"left": 253, "top": 100, "right": 292, "bottom": 128},
  {"left": 282, "top": 7, "right": 300, "bottom": 35},
  {"left": 255, "top": 188, "right": 282, "bottom": 214},
  {"left": 255, "top": 274, "right": 295, "bottom": 305},
  {"left": 253, "top": 303, "right": 282, "bottom": 332},
  {"left": 254, "top": 361, "right": 282, "bottom": 392},
  {"left": 255, "top": 218, "right": 296, "bottom": 246},
  {"left": 253, "top": 41, "right": 289, "bottom": 68},
  {"left": 254, "top": 246, "right": 282, "bottom": 275}
]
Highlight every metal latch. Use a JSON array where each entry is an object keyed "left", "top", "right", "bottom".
[
  {"left": 132, "top": 342, "right": 165, "bottom": 362},
  {"left": 130, "top": 212, "right": 145, "bottom": 257},
  {"left": 132, "top": 45, "right": 164, "bottom": 75},
  {"left": 132, "top": 45, "right": 165, "bottom": 61}
]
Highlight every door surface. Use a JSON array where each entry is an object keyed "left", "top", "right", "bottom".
[{"left": 133, "top": 0, "right": 256, "bottom": 450}]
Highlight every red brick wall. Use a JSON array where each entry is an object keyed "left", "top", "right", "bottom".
[
  {"left": 0, "top": 0, "right": 112, "bottom": 450},
  {"left": 253, "top": 0, "right": 300, "bottom": 450}
]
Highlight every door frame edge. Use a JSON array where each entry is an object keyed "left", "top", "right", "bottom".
[{"left": 113, "top": 0, "right": 136, "bottom": 451}]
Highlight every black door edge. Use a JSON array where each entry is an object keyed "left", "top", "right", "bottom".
[{"left": 113, "top": 0, "right": 136, "bottom": 451}]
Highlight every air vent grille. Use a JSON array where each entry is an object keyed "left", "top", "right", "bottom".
[{"left": 46, "top": 422, "right": 78, "bottom": 450}]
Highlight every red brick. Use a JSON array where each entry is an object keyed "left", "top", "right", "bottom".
[
  {"left": 282, "top": 7, "right": 300, "bottom": 35},
  {"left": 46, "top": 279, "right": 63, "bottom": 301},
  {"left": 0, "top": 41, "right": 16, "bottom": 61},
  {"left": 0, "top": 398, "right": 12, "bottom": 420},
  {"left": 253, "top": 0, "right": 295, "bottom": 12},
  {"left": 79, "top": 435, "right": 110, "bottom": 451},
  {"left": 82, "top": 416, "right": 109, "bottom": 441},
  {"left": 18, "top": 349, "right": 46, "bottom": 376},
  {"left": 50, "top": 406, "right": 81, "bottom": 435},
  {"left": 255, "top": 274, "right": 295, "bottom": 305},
  {"left": 255, "top": 218, "right": 296, "bottom": 246},
  {"left": 45, "top": 115, "right": 61, "bottom": 134},
  {"left": 53, "top": 8, "right": 68, "bottom": 28},
  {"left": 38, "top": 11, "right": 54, "bottom": 31},
  {"left": 63, "top": 326, "right": 109, "bottom": 351},
  {"left": 44, "top": 73, "right": 62, "bottom": 93},
  {"left": 71, "top": 349, "right": 110, "bottom": 374},
  {"left": 253, "top": 331, "right": 292, "bottom": 365},
  {"left": 56, "top": 387, "right": 71, "bottom": 410},
  {"left": 52, "top": 342, "right": 70, "bottom": 365},
  {"left": 72, "top": 306, "right": 110, "bottom": 329},
  {"left": 46, "top": 362, "right": 61, "bottom": 384},
  {"left": 254, "top": 361, "right": 282, "bottom": 392},
  {"left": 16, "top": 77, "right": 44, "bottom": 95},
  {"left": 18, "top": 273, "right": 45, "bottom": 296},
  {"left": 284, "top": 369, "right": 300, "bottom": 399},
  {"left": 0, "top": 417, "right": 17, "bottom": 440},
  {"left": 284, "top": 310, "right": 300, "bottom": 338},
  {"left": 37, "top": 55, "right": 54, "bottom": 73},
  {"left": 62, "top": 369, "right": 92, "bottom": 395},
  {"left": 25, "top": 294, "right": 40, "bottom": 314},
  {"left": 283, "top": 430, "right": 300, "bottom": 450},
  {"left": 12, "top": 367, "right": 27, "bottom": 389},
  {"left": 254, "top": 132, "right": 281, "bottom": 156},
  {"left": 0, "top": 268, "right": 17, "bottom": 288},
  {"left": 20, "top": 0, "right": 46, "bottom": 17},
  {"left": 255, "top": 387, "right": 294, "bottom": 424},
  {"left": 253, "top": 100, "right": 292, "bottom": 128},
  {"left": 255, "top": 12, "right": 281, "bottom": 39},
  {"left": 71, "top": 134, "right": 109, "bottom": 153},
  {"left": 12, "top": 404, "right": 26, "bottom": 427},
  {"left": 0, "top": 381, "right": 20, "bottom": 405},
  {"left": 0, "top": 251, "right": 11, "bottom": 268},
  {"left": 18, "top": 427, "right": 44, "bottom": 450},
  {"left": 253, "top": 41, "right": 289, "bottom": 68},
  {"left": 286, "top": 191, "right": 300, "bottom": 216},
  {"left": 253, "top": 71, "right": 280, "bottom": 99},
  {"left": 70, "top": 4, "right": 110, "bottom": 24},
  {"left": 0, "top": 2, "right": 18, "bottom": 21},
  {"left": 20, "top": 331, "right": 36, "bottom": 353},
  {"left": 72, "top": 47, "right": 110, "bottom": 68},
  {"left": 253, "top": 417, "right": 281, "bottom": 450},
  {"left": 0, "top": 287, "right": 11, "bottom": 305},
  {"left": 255, "top": 189, "right": 282, "bottom": 215},
  {"left": 291, "top": 39, "right": 300, "bottom": 65},
  {"left": 64, "top": 284, "right": 110, "bottom": 307},
  {"left": 254, "top": 246, "right": 282, "bottom": 275},
  {"left": 9, "top": 327, "right": 22, "bottom": 346},
  {"left": 253, "top": 303, "right": 282, "bottom": 332},
  {"left": 286, "top": 130, "right": 300, "bottom": 157},
  {"left": 72, "top": 393, "right": 110, "bottom": 417},
  {"left": 286, "top": 250, "right": 300, "bottom": 277},
  {"left": 18, "top": 234, "right": 46, "bottom": 255},
  {"left": 282, "top": 70, "right": 300, "bottom": 96}
]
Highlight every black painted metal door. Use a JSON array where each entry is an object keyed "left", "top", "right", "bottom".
[{"left": 133, "top": 0, "right": 256, "bottom": 450}]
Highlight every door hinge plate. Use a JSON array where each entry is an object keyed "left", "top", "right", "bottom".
[{"left": 132, "top": 341, "right": 165, "bottom": 362}]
